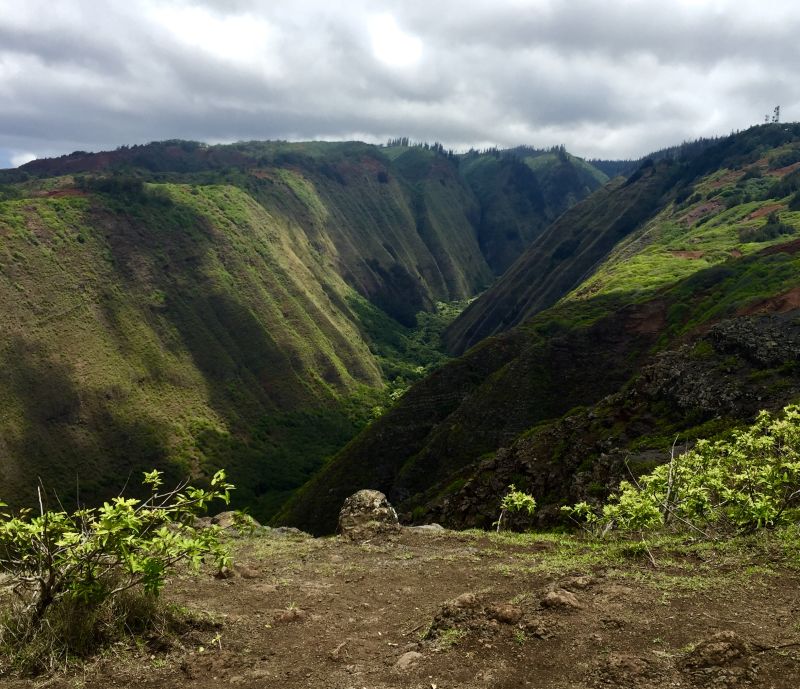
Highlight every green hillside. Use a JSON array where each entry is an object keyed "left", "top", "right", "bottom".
[
  {"left": 460, "top": 147, "right": 607, "bottom": 274},
  {"left": 446, "top": 125, "right": 800, "bottom": 353},
  {"left": 0, "top": 139, "right": 604, "bottom": 519},
  {"left": 280, "top": 124, "right": 800, "bottom": 534}
]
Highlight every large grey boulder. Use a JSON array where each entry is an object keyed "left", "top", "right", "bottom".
[{"left": 337, "top": 489, "right": 400, "bottom": 540}]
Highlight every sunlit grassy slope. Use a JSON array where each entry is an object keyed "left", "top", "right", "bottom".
[
  {"left": 0, "top": 140, "right": 605, "bottom": 519},
  {"left": 447, "top": 125, "right": 800, "bottom": 353}
]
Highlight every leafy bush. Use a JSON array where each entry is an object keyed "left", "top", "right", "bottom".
[
  {"left": 739, "top": 211, "right": 795, "bottom": 243},
  {"left": 495, "top": 484, "right": 536, "bottom": 532},
  {"left": 77, "top": 174, "right": 145, "bottom": 198},
  {"left": 0, "top": 470, "right": 233, "bottom": 673},
  {"left": 768, "top": 147, "right": 800, "bottom": 170},
  {"left": 563, "top": 405, "right": 800, "bottom": 535}
]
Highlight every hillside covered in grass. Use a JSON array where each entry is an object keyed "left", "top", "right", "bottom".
[
  {"left": 0, "top": 139, "right": 604, "bottom": 520},
  {"left": 280, "top": 124, "right": 800, "bottom": 534}
]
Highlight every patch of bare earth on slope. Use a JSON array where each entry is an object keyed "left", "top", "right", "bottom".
[{"left": 5, "top": 528, "right": 800, "bottom": 689}]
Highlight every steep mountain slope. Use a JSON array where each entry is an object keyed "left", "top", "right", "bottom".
[
  {"left": 280, "top": 124, "right": 800, "bottom": 534},
  {"left": 445, "top": 127, "right": 800, "bottom": 353},
  {"left": 0, "top": 139, "right": 604, "bottom": 518},
  {"left": 460, "top": 147, "right": 607, "bottom": 274},
  {"left": 445, "top": 163, "right": 670, "bottom": 354}
]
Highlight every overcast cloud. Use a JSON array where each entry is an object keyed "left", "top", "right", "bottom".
[{"left": 1, "top": 0, "right": 798, "bottom": 168}]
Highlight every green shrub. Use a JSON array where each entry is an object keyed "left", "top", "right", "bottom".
[
  {"left": 739, "top": 212, "right": 795, "bottom": 243},
  {"left": 768, "top": 148, "right": 800, "bottom": 170},
  {"left": 563, "top": 405, "right": 800, "bottom": 535},
  {"left": 495, "top": 484, "right": 536, "bottom": 532},
  {"left": 0, "top": 470, "right": 233, "bottom": 673}
]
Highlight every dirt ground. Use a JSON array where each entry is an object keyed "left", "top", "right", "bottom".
[{"left": 5, "top": 526, "right": 800, "bottom": 689}]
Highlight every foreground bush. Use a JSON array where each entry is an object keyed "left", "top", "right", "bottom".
[
  {"left": 564, "top": 405, "right": 800, "bottom": 535},
  {"left": 0, "top": 470, "right": 233, "bottom": 674}
]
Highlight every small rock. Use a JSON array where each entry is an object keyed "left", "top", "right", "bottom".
[
  {"left": 406, "top": 524, "right": 445, "bottom": 532},
  {"left": 271, "top": 526, "right": 311, "bottom": 538},
  {"left": 683, "top": 631, "right": 749, "bottom": 668},
  {"left": 338, "top": 490, "right": 400, "bottom": 540},
  {"left": 562, "top": 575, "right": 594, "bottom": 590},
  {"left": 394, "top": 651, "right": 424, "bottom": 671},
  {"left": 212, "top": 511, "right": 262, "bottom": 532},
  {"left": 452, "top": 592, "right": 479, "bottom": 609},
  {"left": 235, "top": 564, "right": 260, "bottom": 579},
  {"left": 246, "top": 668, "right": 271, "bottom": 680},
  {"left": 541, "top": 589, "right": 582, "bottom": 609},
  {"left": 274, "top": 608, "right": 306, "bottom": 624},
  {"left": 524, "top": 621, "right": 552, "bottom": 639},
  {"left": 485, "top": 603, "right": 523, "bottom": 625}
]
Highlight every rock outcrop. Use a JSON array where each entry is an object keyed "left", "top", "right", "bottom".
[{"left": 337, "top": 490, "right": 399, "bottom": 540}]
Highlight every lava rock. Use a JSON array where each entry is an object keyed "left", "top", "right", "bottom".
[
  {"left": 337, "top": 489, "right": 400, "bottom": 540},
  {"left": 485, "top": 603, "right": 523, "bottom": 625}
]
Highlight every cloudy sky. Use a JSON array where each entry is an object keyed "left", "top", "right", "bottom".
[{"left": 1, "top": 0, "right": 798, "bottom": 168}]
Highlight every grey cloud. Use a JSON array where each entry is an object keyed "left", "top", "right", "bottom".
[{"left": 1, "top": 0, "right": 799, "bottom": 166}]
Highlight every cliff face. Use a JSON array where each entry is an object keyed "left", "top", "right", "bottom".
[{"left": 431, "top": 310, "right": 800, "bottom": 531}]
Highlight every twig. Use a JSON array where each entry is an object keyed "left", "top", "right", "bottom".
[
  {"left": 663, "top": 435, "right": 679, "bottom": 523},
  {"left": 753, "top": 641, "right": 800, "bottom": 655},
  {"left": 403, "top": 621, "right": 428, "bottom": 636},
  {"left": 641, "top": 536, "right": 658, "bottom": 569},
  {"left": 623, "top": 456, "right": 641, "bottom": 490},
  {"left": 330, "top": 640, "right": 350, "bottom": 659}
]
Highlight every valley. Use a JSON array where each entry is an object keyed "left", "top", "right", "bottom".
[
  {"left": 282, "top": 124, "right": 800, "bottom": 534},
  {"left": 0, "top": 139, "right": 602, "bottom": 520},
  {"left": 1, "top": 125, "right": 800, "bottom": 688}
]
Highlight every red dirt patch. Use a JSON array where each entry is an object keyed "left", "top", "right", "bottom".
[
  {"left": 738, "top": 286, "right": 800, "bottom": 316},
  {"left": 768, "top": 161, "right": 800, "bottom": 178},
  {"left": 747, "top": 203, "right": 784, "bottom": 220},
  {"left": 707, "top": 170, "right": 744, "bottom": 190},
  {"left": 33, "top": 188, "right": 87, "bottom": 198},
  {"left": 680, "top": 201, "right": 722, "bottom": 226},
  {"left": 668, "top": 250, "right": 705, "bottom": 259},
  {"left": 761, "top": 237, "right": 800, "bottom": 256}
]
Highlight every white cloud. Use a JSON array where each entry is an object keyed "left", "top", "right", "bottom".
[
  {"left": 0, "top": 0, "right": 798, "bottom": 160},
  {"left": 10, "top": 152, "right": 36, "bottom": 167},
  {"left": 368, "top": 13, "right": 423, "bottom": 68}
]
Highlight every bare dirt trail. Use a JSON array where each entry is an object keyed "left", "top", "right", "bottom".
[{"left": 6, "top": 527, "right": 800, "bottom": 689}]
